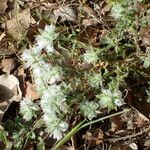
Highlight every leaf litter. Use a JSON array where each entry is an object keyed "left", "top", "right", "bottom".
[{"left": 1, "top": 0, "right": 150, "bottom": 150}]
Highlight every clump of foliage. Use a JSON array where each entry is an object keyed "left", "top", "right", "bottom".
[{"left": 2, "top": 0, "right": 150, "bottom": 149}]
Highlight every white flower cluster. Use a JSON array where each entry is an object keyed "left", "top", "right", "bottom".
[
  {"left": 83, "top": 50, "right": 98, "bottom": 64},
  {"left": 87, "top": 73, "right": 103, "bottom": 88},
  {"left": 20, "top": 97, "right": 39, "bottom": 121},
  {"left": 96, "top": 88, "right": 124, "bottom": 111},
  {"left": 111, "top": 3, "right": 124, "bottom": 19},
  {"left": 80, "top": 101, "right": 99, "bottom": 120},
  {"left": 35, "top": 25, "right": 58, "bottom": 53},
  {"left": 20, "top": 24, "right": 68, "bottom": 140}
]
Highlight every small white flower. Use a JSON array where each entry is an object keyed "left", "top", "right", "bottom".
[
  {"left": 22, "top": 47, "right": 43, "bottom": 68},
  {"left": 42, "top": 84, "right": 65, "bottom": 102},
  {"left": 43, "top": 114, "right": 68, "bottom": 140},
  {"left": 20, "top": 97, "right": 39, "bottom": 121},
  {"left": 40, "top": 84, "right": 68, "bottom": 115},
  {"left": 48, "top": 66, "right": 62, "bottom": 84},
  {"left": 80, "top": 101, "right": 99, "bottom": 120},
  {"left": 88, "top": 73, "right": 103, "bottom": 88},
  {"left": 83, "top": 50, "right": 98, "bottom": 64},
  {"left": 111, "top": 4, "right": 124, "bottom": 19},
  {"left": 114, "top": 98, "right": 124, "bottom": 106},
  {"left": 96, "top": 89, "right": 124, "bottom": 111},
  {"left": 35, "top": 24, "right": 58, "bottom": 53},
  {"left": 32, "top": 62, "right": 61, "bottom": 85}
]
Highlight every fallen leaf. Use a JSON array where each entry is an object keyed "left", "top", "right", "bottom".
[
  {"left": 53, "top": 5, "right": 76, "bottom": 22},
  {"left": 0, "top": 33, "right": 5, "bottom": 42},
  {"left": 82, "top": 18, "right": 98, "bottom": 27},
  {"left": 25, "top": 81, "right": 40, "bottom": 100},
  {"left": 0, "top": 74, "right": 22, "bottom": 121},
  {"left": 83, "top": 6, "right": 98, "bottom": 19},
  {"left": 81, "top": 6, "right": 99, "bottom": 27},
  {"left": 6, "top": 8, "right": 35, "bottom": 40},
  {"left": 110, "top": 116, "right": 123, "bottom": 132},
  {"left": 0, "top": 0, "right": 8, "bottom": 12},
  {"left": 78, "top": 27, "right": 99, "bottom": 45},
  {"left": 83, "top": 129, "right": 104, "bottom": 148},
  {"left": 139, "top": 26, "right": 150, "bottom": 45},
  {"left": 60, "top": 145, "right": 74, "bottom": 150},
  {"left": 0, "top": 58, "right": 17, "bottom": 74},
  {"left": 0, "top": 37, "right": 18, "bottom": 55}
]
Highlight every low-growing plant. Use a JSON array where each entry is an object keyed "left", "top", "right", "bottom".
[{"left": 2, "top": 0, "right": 150, "bottom": 149}]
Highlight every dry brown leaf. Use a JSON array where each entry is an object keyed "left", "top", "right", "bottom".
[
  {"left": 83, "top": 6, "right": 97, "bottom": 18},
  {"left": 0, "top": 74, "right": 22, "bottom": 121},
  {"left": 25, "top": 81, "right": 40, "bottom": 100},
  {"left": 0, "top": 58, "right": 17, "bottom": 74},
  {"left": 0, "top": 32, "right": 5, "bottom": 42},
  {"left": 78, "top": 27, "right": 98, "bottom": 45},
  {"left": 139, "top": 26, "right": 150, "bottom": 45},
  {"left": 0, "top": 0, "right": 8, "bottom": 12},
  {"left": 82, "top": 6, "right": 99, "bottom": 27},
  {"left": 110, "top": 116, "right": 123, "bottom": 132},
  {"left": 6, "top": 8, "right": 35, "bottom": 40},
  {"left": 82, "top": 18, "right": 98, "bottom": 27},
  {"left": 53, "top": 5, "right": 76, "bottom": 22},
  {"left": 0, "top": 36, "right": 18, "bottom": 55},
  {"left": 100, "top": 5, "right": 111, "bottom": 16},
  {"left": 83, "top": 129, "right": 104, "bottom": 147},
  {"left": 60, "top": 145, "right": 74, "bottom": 150}
]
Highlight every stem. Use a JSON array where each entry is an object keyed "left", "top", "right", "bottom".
[
  {"left": 52, "top": 120, "right": 86, "bottom": 150},
  {"left": 79, "top": 109, "right": 130, "bottom": 130},
  {"left": 52, "top": 109, "right": 130, "bottom": 150}
]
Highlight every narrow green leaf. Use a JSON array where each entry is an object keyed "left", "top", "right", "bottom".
[
  {"left": 0, "top": 130, "right": 8, "bottom": 145},
  {"left": 37, "top": 137, "right": 45, "bottom": 150}
]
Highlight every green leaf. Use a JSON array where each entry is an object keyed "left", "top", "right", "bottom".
[
  {"left": 0, "top": 130, "right": 8, "bottom": 145},
  {"left": 37, "top": 137, "right": 45, "bottom": 150}
]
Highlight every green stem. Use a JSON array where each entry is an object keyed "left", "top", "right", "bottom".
[
  {"left": 79, "top": 109, "right": 130, "bottom": 130},
  {"left": 52, "top": 120, "right": 86, "bottom": 150},
  {"left": 52, "top": 109, "right": 130, "bottom": 150}
]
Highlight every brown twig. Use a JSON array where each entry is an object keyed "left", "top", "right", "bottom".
[{"left": 107, "top": 125, "right": 150, "bottom": 142}]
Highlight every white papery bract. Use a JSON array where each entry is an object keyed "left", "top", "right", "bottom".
[
  {"left": 48, "top": 66, "right": 62, "bottom": 84},
  {"left": 96, "top": 89, "right": 124, "bottom": 111},
  {"left": 88, "top": 73, "right": 103, "bottom": 88},
  {"left": 20, "top": 97, "right": 39, "bottom": 121},
  {"left": 43, "top": 113, "right": 68, "bottom": 140},
  {"left": 111, "top": 4, "right": 124, "bottom": 19},
  {"left": 80, "top": 101, "right": 99, "bottom": 120},
  {"left": 35, "top": 24, "right": 58, "bottom": 53},
  {"left": 40, "top": 84, "right": 67, "bottom": 114},
  {"left": 83, "top": 50, "right": 98, "bottom": 64},
  {"left": 22, "top": 47, "right": 43, "bottom": 68},
  {"left": 32, "top": 62, "right": 52, "bottom": 85},
  {"left": 31, "top": 61, "right": 51, "bottom": 76}
]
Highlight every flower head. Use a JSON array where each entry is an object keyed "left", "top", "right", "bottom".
[
  {"left": 43, "top": 114, "right": 68, "bottom": 140},
  {"left": 83, "top": 50, "right": 98, "bottom": 64},
  {"left": 20, "top": 97, "right": 39, "bottom": 121},
  {"left": 80, "top": 101, "right": 99, "bottom": 120},
  {"left": 35, "top": 24, "right": 58, "bottom": 53},
  {"left": 87, "top": 73, "right": 103, "bottom": 88},
  {"left": 22, "top": 47, "right": 43, "bottom": 68},
  {"left": 96, "top": 89, "right": 124, "bottom": 111},
  {"left": 40, "top": 84, "right": 67, "bottom": 114},
  {"left": 111, "top": 4, "right": 124, "bottom": 19}
]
